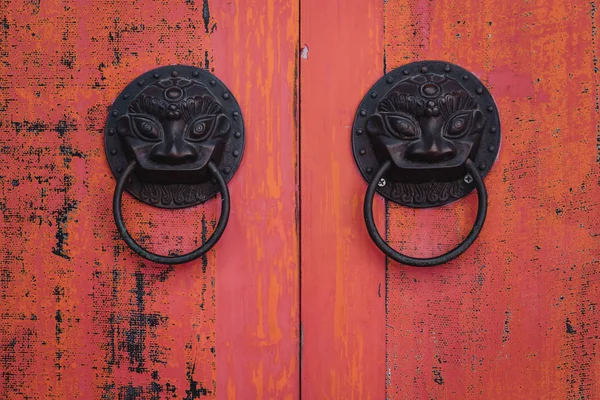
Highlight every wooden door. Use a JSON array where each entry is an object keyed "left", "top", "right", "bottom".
[
  {"left": 0, "top": 1, "right": 299, "bottom": 398},
  {"left": 301, "top": 0, "right": 600, "bottom": 399},
  {"left": 3, "top": 1, "right": 600, "bottom": 399}
]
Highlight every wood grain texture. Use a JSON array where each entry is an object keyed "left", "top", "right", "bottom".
[
  {"left": 0, "top": 1, "right": 299, "bottom": 398},
  {"left": 384, "top": 1, "right": 600, "bottom": 399},
  {"left": 211, "top": 1, "right": 300, "bottom": 399},
  {"left": 300, "top": 1, "right": 386, "bottom": 399}
]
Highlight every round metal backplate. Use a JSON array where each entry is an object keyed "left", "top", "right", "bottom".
[
  {"left": 104, "top": 65, "right": 244, "bottom": 209},
  {"left": 352, "top": 61, "right": 501, "bottom": 208}
]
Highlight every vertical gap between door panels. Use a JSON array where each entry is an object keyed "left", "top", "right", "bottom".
[
  {"left": 383, "top": 32, "right": 390, "bottom": 400},
  {"left": 297, "top": 0, "right": 303, "bottom": 398}
]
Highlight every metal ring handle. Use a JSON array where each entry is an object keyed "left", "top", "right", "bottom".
[
  {"left": 113, "top": 160, "right": 230, "bottom": 264},
  {"left": 364, "top": 159, "right": 487, "bottom": 267}
]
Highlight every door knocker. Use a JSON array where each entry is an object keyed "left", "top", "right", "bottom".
[
  {"left": 352, "top": 61, "right": 500, "bottom": 266},
  {"left": 105, "top": 65, "right": 244, "bottom": 264}
]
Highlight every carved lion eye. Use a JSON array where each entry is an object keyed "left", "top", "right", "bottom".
[
  {"left": 384, "top": 114, "right": 420, "bottom": 140},
  {"left": 131, "top": 115, "right": 162, "bottom": 141},
  {"left": 187, "top": 116, "right": 217, "bottom": 141},
  {"left": 445, "top": 111, "right": 473, "bottom": 139}
]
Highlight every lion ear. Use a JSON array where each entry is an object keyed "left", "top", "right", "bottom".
[
  {"left": 473, "top": 109, "right": 485, "bottom": 130},
  {"left": 213, "top": 114, "right": 231, "bottom": 138},
  {"left": 117, "top": 115, "right": 130, "bottom": 136},
  {"left": 366, "top": 114, "right": 385, "bottom": 136}
]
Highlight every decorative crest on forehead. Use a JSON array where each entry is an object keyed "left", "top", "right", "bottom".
[
  {"left": 377, "top": 74, "right": 476, "bottom": 118},
  {"left": 128, "top": 79, "right": 222, "bottom": 121}
]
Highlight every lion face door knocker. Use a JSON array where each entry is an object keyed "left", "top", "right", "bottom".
[
  {"left": 105, "top": 65, "right": 244, "bottom": 264},
  {"left": 352, "top": 61, "right": 501, "bottom": 266}
]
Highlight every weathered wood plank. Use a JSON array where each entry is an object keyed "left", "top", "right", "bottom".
[
  {"left": 0, "top": 1, "right": 299, "bottom": 398},
  {"left": 385, "top": 1, "right": 600, "bottom": 398},
  {"left": 300, "top": 1, "right": 386, "bottom": 398}
]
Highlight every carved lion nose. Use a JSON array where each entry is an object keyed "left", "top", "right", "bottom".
[
  {"left": 150, "top": 141, "right": 198, "bottom": 165},
  {"left": 406, "top": 138, "right": 457, "bottom": 163}
]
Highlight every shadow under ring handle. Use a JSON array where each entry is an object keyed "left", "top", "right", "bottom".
[
  {"left": 364, "top": 159, "right": 487, "bottom": 267},
  {"left": 113, "top": 160, "right": 230, "bottom": 265}
]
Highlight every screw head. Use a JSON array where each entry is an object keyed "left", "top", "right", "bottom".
[
  {"left": 223, "top": 93, "right": 230, "bottom": 100},
  {"left": 233, "top": 111, "right": 239, "bottom": 117},
  {"left": 112, "top": 110, "right": 119, "bottom": 117},
  {"left": 479, "top": 163, "right": 487, "bottom": 171},
  {"left": 464, "top": 174, "right": 473, "bottom": 184},
  {"left": 356, "top": 129, "right": 363, "bottom": 135},
  {"left": 359, "top": 149, "right": 366, "bottom": 156},
  {"left": 111, "top": 149, "right": 117, "bottom": 155},
  {"left": 153, "top": 73, "right": 160, "bottom": 79},
  {"left": 370, "top": 92, "right": 377, "bottom": 98},
  {"left": 108, "top": 129, "right": 115, "bottom": 136},
  {"left": 137, "top": 80, "right": 144, "bottom": 86},
  {"left": 192, "top": 70, "right": 200, "bottom": 77},
  {"left": 403, "top": 70, "right": 410, "bottom": 75},
  {"left": 210, "top": 80, "right": 216, "bottom": 86},
  {"left": 234, "top": 131, "right": 241, "bottom": 138},
  {"left": 444, "top": 65, "right": 451, "bottom": 72},
  {"left": 386, "top": 76, "right": 394, "bottom": 84},
  {"left": 487, "top": 106, "right": 494, "bottom": 112},
  {"left": 223, "top": 167, "right": 231, "bottom": 174},
  {"left": 488, "top": 145, "right": 496, "bottom": 152},
  {"left": 420, "top": 66, "right": 428, "bottom": 73},
  {"left": 462, "top": 75, "right": 469, "bottom": 80},
  {"left": 476, "top": 88, "right": 483, "bottom": 95},
  {"left": 360, "top": 110, "right": 367, "bottom": 116},
  {"left": 122, "top": 93, "right": 129, "bottom": 99},
  {"left": 171, "top": 70, "right": 178, "bottom": 77},
  {"left": 490, "top": 127, "right": 497, "bottom": 133},
  {"left": 233, "top": 150, "right": 240, "bottom": 157},
  {"left": 378, "top": 178, "right": 386, "bottom": 187}
]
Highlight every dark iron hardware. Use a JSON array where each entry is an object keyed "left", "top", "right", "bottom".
[
  {"left": 105, "top": 65, "right": 244, "bottom": 264},
  {"left": 352, "top": 61, "right": 500, "bottom": 266}
]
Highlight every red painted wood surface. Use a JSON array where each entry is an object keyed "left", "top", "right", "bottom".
[
  {"left": 2, "top": 0, "right": 600, "bottom": 399},
  {"left": 0, "top": 1, "right": 299, "bottom": 399},
  {"left": 300, "top": 1, "right": 386, "bottom": 399},
  {"left": 300, "top": 0, "right": 599, "bottom": 399},
  {"left": 383, "top": 1, "right": 600, "bottom": 399}
]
